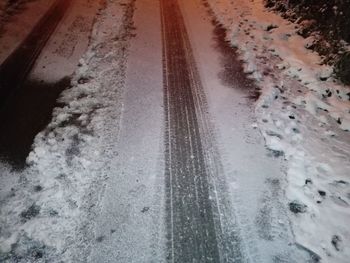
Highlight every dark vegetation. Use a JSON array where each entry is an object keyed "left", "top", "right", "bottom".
[{"left": 265, "top": 0, "right": 350, "bottom": 85}]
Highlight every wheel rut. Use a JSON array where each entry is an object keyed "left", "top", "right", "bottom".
[
  {"left": 160, "top": 0, "right": 244, "bottom": 261},
  {"left": 0, "top": 0, "right": 72, "bottom": 107}
]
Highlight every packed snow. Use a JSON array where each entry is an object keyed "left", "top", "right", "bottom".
[
  {"left": 89, "top": 0, "right": 166, "bottom": 260},
  {"left": 205, "top": 0, "right": 350, "bottom": 261}
]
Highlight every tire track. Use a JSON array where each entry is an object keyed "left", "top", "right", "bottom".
[
  {"left": 160, "top": 0, "right": 244, "bottom": 261},
  {"left": 0, "top": 0, "right": 72, "bottom": 107}
]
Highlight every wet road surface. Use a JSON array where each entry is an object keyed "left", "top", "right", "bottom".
[{"left": 161, "top": 0, "right": 243, "bottom": 261}]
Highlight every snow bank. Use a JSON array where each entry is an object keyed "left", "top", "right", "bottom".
[
  {"left": 0, "top": 0, "right": 135, "bottom": 261},
  {"left": 205, "top": 0, "right": 350, "bottom": 262}
]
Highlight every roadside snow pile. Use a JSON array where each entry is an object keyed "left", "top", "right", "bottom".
[
  {"left": 205, "top": 0, "right": 350, "bottom": 262},
  {"left": 0, "top": 0, "right": 135, "bottom": 262}
]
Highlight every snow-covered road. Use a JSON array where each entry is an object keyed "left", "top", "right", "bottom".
[
  {"left": 89, "top": 0, "right": 165, "bottom": 261},
  {"left": 1, "top": 0, "right": 349, "bottom": 262},
  {"left": 91, "top": 0, "right": 311, "bottom": 261}
]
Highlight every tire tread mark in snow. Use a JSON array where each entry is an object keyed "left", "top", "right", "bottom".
[
  {"left": 160, "top": 0, "right": 244, "bottom": 262},
  {"left": 0, "top": 0, "right": 72, "bottom": 107}
]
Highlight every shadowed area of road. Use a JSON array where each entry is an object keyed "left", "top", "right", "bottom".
[{"left": 0, "top": 78, "right": 70, "bottom": 168}]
